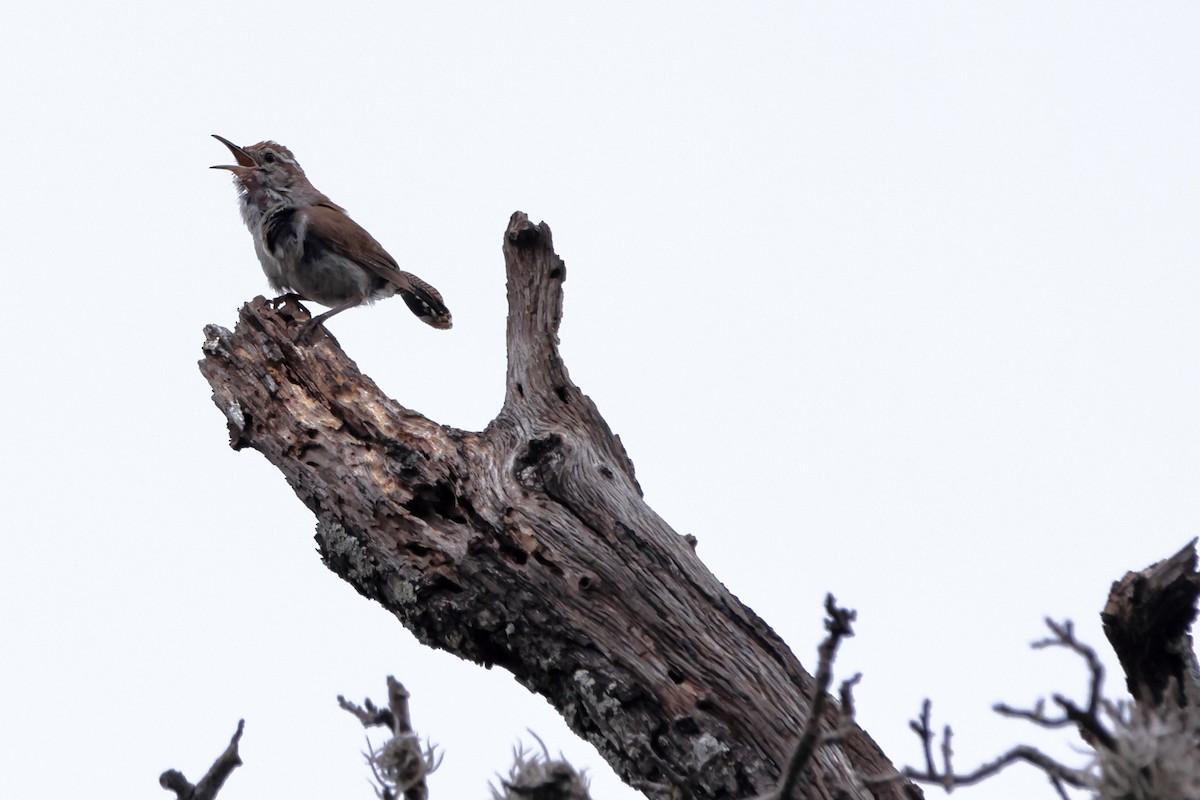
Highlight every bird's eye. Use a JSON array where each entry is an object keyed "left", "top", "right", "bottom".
[{"left": 263, "top": 151, "right": 277, "bottom": 164}]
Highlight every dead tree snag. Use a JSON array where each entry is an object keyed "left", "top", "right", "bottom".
[
  {"left": 1102, "top": 538, "right": 1200, "bottom": 708},
  {"left": 198, "top": 212, "right": 917, "bottom": 800}
]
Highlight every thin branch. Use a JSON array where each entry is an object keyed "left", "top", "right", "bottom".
[
  {"left": 902, "top": 706, "right": 1089, "bottom": 791},
  {"left": 939, "top": 724, "right": 953, "bottom": 786},
  {"left": 818, "top": 672, "right": 865, "bottom": 746},
  {"left": 993, "top": 697, "right": 1070, "bottom": 728},
  {"left": 909, "top": 700, "right": 937, "bottom": 780},
  {"left": 159, "top": 720, "right": 245, "bottom": 800},
  {"left": 903, "top": 617, "right": 1122, "bottom": 793},
  {"left": 1038, "top": 620, "right": 1106, "bottom": 718},
  {"left": 763, "top": 594, "right": 857, "bottom": 800},
  {"left": 341, "top": 677, "right": 440, "bottom": 800},
  {"left": 997, "top": 618, "right": 1116, "bottom": 751},
  {"left": 338, "top": 693, "right": 396, "bottom": 730},
  {"left": 838, "top": 673, "right": 863, "bottom": 719}
]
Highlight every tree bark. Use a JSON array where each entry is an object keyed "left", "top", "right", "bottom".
[
  {"left": 198, "top": 212, "right": 919, "bottom": 800},
  {"left": 1102, "top": 538, "right": 1200, "bottom": 708}
]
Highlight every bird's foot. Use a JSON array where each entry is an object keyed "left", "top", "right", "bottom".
[
  {"left": 293, "top": 318, "right": 325, "bottom": 344},
  {"left": 270, "top": 292, "right": 305, "bottom": 309}
]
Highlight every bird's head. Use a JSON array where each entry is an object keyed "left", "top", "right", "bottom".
[{"left": 211, "top": 135, "right": 314, "bottom": 201}]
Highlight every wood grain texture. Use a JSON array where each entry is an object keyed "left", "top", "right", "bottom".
[{"left": 199, "top": 211, "right": 918, "bottom": 800}]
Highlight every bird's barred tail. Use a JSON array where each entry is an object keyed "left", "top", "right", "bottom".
[{"left": 398, "top": 272, "right": 453, "bottom": 330}]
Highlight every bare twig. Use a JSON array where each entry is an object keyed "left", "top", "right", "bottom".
[
  {"left": 838, "top": 673, "right": 863, "bottom": 721},
  {"left": 341, "top": 677, "right": 441, "bottom": 800},
  {"left": 903, "top": 618, "right": 1119, "bottom": 794},
  {"left": 817, "top": 672, "right": 865, "bottom": 747},
  {"left": 159, "top": 720, "right": 245, "bottom": 800},
  {"left": 338, "top": 691, "right": 396, "bottom": 730},
  {"left": 761, "top": 594, "right": 857, "bottom": 800},
  {"left": 994, "top": 619, "right": 1116, "bottom": 751},
  {"left": 909, "top": 700, "right": 937, "bottom": 781},
  {"left": 993, "top": 697, "right": 1068, "bottom": 728},
  {"left": 902, "top": 707, "right": 1089, "bottom": 792}
]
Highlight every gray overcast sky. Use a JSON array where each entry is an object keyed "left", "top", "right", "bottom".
[{"left": 2, "top": 3, "right": 1198, "bottom": 799}]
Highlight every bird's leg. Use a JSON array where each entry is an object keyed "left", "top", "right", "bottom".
[{"left": 294, "top": 296, "right": 367, "bottom": 343}]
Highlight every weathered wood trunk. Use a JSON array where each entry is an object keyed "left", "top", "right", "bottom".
[{"left": 198, "top": 212, "right": 918, "bottom": 800}]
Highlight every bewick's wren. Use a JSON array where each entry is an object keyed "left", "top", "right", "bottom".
[{"left": 212, "top": 135, "right": 452, "bottom": 341}]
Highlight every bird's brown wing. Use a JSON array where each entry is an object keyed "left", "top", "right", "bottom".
[{"left": 303, "top": 204, "right": 453, "bottom": 329}]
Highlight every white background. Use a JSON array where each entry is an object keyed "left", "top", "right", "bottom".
[{"left": 2, "top": 3, "right": 1198, "bottom": 799}]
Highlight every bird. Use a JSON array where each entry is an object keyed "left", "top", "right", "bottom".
[{"left": 211, "top": 135, "right": 452, "bottom": 341}]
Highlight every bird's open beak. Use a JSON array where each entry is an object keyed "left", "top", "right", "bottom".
[{"left": 210, "top": 134, "right": 257, "bottom": 173}]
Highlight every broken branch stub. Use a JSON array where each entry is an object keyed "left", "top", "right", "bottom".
[{"left": 1102, "top": 538, "right": 1200, "bottom": 707}]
